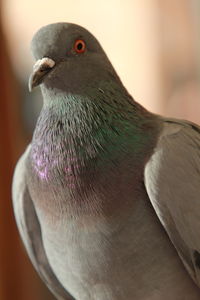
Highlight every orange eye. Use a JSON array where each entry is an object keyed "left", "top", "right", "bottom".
[{"left": 74, "top": 39, "right": 86, "bottom": 53}]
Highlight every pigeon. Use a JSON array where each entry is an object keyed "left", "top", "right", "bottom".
[{"left": 12, "top": 22, "right": 200, "bottom": 300}]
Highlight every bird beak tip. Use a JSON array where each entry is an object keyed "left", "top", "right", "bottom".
[{"left": 28, "top": 74, "right": 35, "bottom": 92}]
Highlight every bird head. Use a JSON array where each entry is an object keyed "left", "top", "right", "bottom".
[{"left": 29, "top": 23, "right": 117, "bottom": 93}]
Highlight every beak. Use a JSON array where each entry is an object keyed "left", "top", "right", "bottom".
[{"left": 28, "top": 57, "right": 56, "bottom": 92}]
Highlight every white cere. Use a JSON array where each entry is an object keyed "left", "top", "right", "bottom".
[{"left": 33, "top": 57, "right": 56, "bottom": 71}]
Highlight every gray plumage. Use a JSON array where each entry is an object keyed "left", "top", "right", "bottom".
[{"left": 12, "top": 22, "right": 200, "bottom": 299}]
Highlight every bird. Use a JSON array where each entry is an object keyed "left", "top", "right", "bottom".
[{"left": 12, "top": 22, "right": 200, "bottom": 300}]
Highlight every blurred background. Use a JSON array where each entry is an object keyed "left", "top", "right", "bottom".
[{"left": 1, "top": 0, "right": 200, "bottom": 299}]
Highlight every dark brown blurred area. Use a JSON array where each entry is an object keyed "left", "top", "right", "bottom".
[
  {"left": 1, "top": 1, "right": 200, "bottom": 300},
  {"left": 0, "top": 2, "right": 54, "bottom": 300}
]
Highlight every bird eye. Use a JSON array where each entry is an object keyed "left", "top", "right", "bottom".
[{"left": 73, "top": 39, "right": 86, "bottom": 54}]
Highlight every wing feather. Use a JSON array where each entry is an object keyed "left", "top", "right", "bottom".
[{"left": 144, "top": 118, "right": 200, "bottom": 286}]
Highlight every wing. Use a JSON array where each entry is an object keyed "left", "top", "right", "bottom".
[
  {"left": 144, "top": 118, "right": 200, "bottom": 287},
  {"left": 12, "top": 145, "right": 75, "bottom": 300}
]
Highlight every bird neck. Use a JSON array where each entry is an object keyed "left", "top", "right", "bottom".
[
  {"left": 31, "top": 84, "right": 161, "bottom": 192},
  {"left": 29, "top": 85, "right": 162, "bottom": 218}
]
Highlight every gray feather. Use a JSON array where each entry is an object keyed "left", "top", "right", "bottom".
[
  {"left": 12, "top": 146, "right": 75, "bottom": 300},
  {"left": 145, "top": 118, "right": 200, "bottom": 285}
]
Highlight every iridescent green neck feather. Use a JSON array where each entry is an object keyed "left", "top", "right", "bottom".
[{"left": 31, "top": 78, "right": 161, "bottom": 191}]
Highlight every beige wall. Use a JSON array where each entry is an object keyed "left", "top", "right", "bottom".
[{"left": 2, "top": 0, "right": 200, "bottom": 119}]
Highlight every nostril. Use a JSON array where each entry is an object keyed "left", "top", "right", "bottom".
[{"left": 40, "top": 65, "right": 52, "bottom": 72}]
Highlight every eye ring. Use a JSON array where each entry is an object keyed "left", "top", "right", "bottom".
[{"left": 74, "top": 39, "right": 86, "bottom": 54}]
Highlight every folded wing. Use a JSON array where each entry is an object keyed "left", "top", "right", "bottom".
[{"left": 145, "top": 118, "right": 200, "bottom": 286}]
